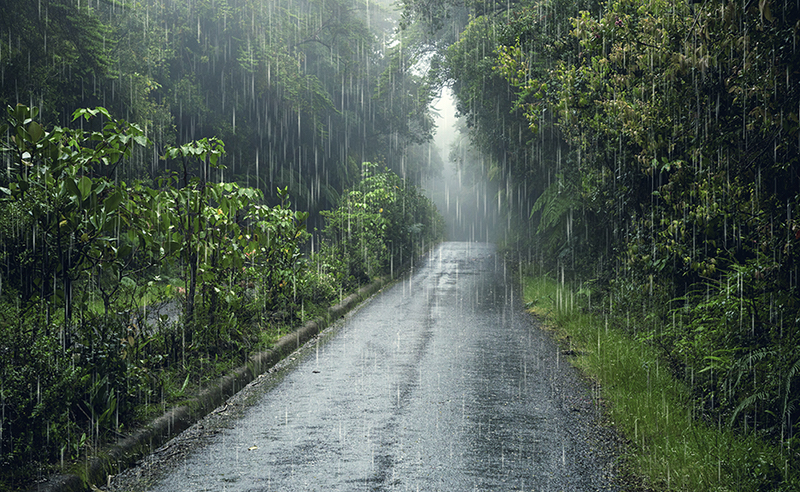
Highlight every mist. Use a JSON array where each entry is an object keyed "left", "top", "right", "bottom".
[{"left": 424, "top": 88, "right": 502, "bottom": 243}]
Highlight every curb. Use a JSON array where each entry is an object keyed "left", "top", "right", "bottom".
[{"left": 29, "top": 277, "right": 389, "bottom": 492}]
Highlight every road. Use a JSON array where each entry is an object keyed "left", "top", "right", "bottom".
[{"left": 109, "top": 242, "right": 618, "bottom": 491}]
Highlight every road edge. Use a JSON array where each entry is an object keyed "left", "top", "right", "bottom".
[{"left": 28, "top": 277, "right": 390, "bottom": 492}]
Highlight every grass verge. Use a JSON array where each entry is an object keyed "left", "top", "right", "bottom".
[{"left": 523, "top": 273, "right": 795, "bottom": 491}]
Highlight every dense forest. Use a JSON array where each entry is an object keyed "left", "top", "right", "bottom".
[
  {"left": 2, "top": 0, "right": 799, "bottom": 489},
  {"left": 402, "top": 0, "right": 800, "bottom": 488},
  {"left": 0, "top": 0, "right": 445, "bottom": 488},
  {"left": 1, "top": 0, "right": 442, "bottom": 207}
]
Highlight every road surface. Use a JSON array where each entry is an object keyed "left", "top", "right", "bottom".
[{"left": 109, "top": 242, "right": 618, "bottom": 491}]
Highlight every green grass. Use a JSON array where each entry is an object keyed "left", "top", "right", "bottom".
[{"left": 523, "top": 274, "right": 796, "bottom": 491}]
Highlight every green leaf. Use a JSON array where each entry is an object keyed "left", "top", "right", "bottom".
[
  {"left": 165, "top": 241, "right": 182, "bottom": 255},
  {"left": 104, "top": 190, "right": 123, "bottom": 213},
  {"left": 118, "top": 244, "right": 132, "bottom": 258},
  {"left": 179, "top": 373, "right": 191, "bottom": 394},
  {"left": 77, "top": 176, "right": 93, "bottom": 200},
  {"left": 65, "top": 177, "right": 81, "bottom": 201},
  {"left": 27, "top": 121, "right": 44, "bottom": 142}
]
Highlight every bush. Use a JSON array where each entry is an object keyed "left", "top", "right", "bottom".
[
  {"left": 0, "top": 300, "right": 113, "bottom": 484},
  {"left": 0, "top": 110, "right": 443, "bottom": 489},
  {"left": 320, "top": 162, "right": 443, "bottom": 287}
]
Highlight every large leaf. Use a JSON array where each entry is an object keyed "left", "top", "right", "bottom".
[
  {"left": 27, "top": 121, "right": 44, "bottom": 143},
  {"left": 64, "top": 177, "right": 81, "bottom": 202},
  {"left": 104, "top": 190, "right": 123, "bottom": 213},
  {"left": 77, "top": 176, "right": 93, "bottom": 201}
]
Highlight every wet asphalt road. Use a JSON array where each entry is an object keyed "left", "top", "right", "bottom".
[{"left": 112, "top": 242, "right": 617, "bottom": 491}]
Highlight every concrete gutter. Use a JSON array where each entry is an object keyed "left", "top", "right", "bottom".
[{"left": 29, "top": 277, "right": 390, "bottom": 492}]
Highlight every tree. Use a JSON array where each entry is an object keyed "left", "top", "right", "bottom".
[
  {"left": 492, "top": 0, "right": 800, "bottom": 459},
  {"left": 322, "top": 163, "right": 442, "bottom": 288},
  {"left": 1, "top": 104, "right": 148, "bottom": 325}
]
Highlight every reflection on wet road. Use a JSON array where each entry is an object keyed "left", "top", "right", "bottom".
[{"left": 142, "top": 242, "right": 616, "bottom": 491}]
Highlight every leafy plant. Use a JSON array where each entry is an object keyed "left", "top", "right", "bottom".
[{"left": 321, "top": 163, "right": 443, "bottom": 289}]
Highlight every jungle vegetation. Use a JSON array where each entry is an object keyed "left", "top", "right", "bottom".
[
  {"left": 0, "top": 0, "right": 444, "bottom": 488},
  {"left": 401, "top": 0, "right": 800, "bottom": 488},
  {"left": 3, "top": 0, "right": 800, "bottom": 489}
]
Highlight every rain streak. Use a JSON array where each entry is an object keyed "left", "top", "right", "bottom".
[{"left": 1, "top": 0, "right": 798, "bottom": 491}]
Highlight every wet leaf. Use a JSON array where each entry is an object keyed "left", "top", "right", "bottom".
[
  {"left": 77, "top": 176, "right": 92, "bottom": 201},
  {"left": 104, "top": 190, "right": 123, "bottom": 213}
]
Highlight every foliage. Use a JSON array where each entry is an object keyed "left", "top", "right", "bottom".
[
  {"left": 397, "top": 0, "right": 800, "bottom": 485},
  {"left": 321, "top": 162, "right": 443, "bottom": 290},
  {"left": 0, "top": 104, "right": 152, "bottom": 485},
  {"left": 466, "top": 0, "right": 800, "bottom": 449},
  {"left": 0, "top": 0, "right": 442, "bottom": 210},
  {"left": 662, "top": 263, "right": 800, "bottom": 443},
  {"left": 0, "top": 107, "right": 442, "bottom": 489},
  {"left": 537, "top": 0, "right": 800, "bottom": 457},
  {"left": 0, "top": 0, "right": 445, "bottom": 486},
  {"left": 0, "top": 0, "right": 117, "bottom": 115},
  {"left": 523, "top": 272, "right": 799, "bottom": 491},
  {"left": 1, "top": 104, "right": 148, "bottom": 322}
]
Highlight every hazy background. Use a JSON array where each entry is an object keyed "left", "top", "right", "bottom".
[{"left": 425, "top": 88, "right": 502, "bottom": 243}]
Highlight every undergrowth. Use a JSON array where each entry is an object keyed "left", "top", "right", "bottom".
[{"left": 523, "top": 273, "right": 798, "bottom": 491}]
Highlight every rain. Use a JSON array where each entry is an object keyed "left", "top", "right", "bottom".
[{"left": 0, "top": 0, "right": 798, "bottom": 490}]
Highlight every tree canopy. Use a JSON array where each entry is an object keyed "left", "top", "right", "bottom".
[
  {"left": 1, "top": 0, "right": 442, "bottom": 211},
  {"left": 402, "top": 0, "right": 800, "bottom": 486}
]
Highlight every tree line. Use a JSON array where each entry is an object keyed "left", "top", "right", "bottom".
[
  {"left": 1, "top": 0, "right": 441, "bottom": 210},
  {"left": 0, "top": 104, "right": 442, "bottom": 488},
  {"left": 1, "top": 0, "right": 446, "bottom": 487},
  {"left": 402, "top": 0, "right": 799, "bottom": 486}
]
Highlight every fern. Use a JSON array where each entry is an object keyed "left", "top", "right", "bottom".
[
  {"left": 780, "top": 355, "right": 800, "bottom": 440},
  {"left": 730, "top": 390, "right": 773, "bottom": 429},
  {"left": 530, "top": 174, "right": 578, "bottom": 234}
]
